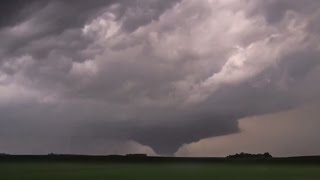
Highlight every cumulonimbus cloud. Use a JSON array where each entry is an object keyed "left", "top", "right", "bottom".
[{"left": 0, "top": 0, "right": 320, "bottom": 155}]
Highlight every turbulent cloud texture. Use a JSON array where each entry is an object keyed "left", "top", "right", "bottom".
[{"left": 0, "top": 0, "right": 320, "bottom": 155}]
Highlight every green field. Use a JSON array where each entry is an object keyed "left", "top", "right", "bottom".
[{"left": 1, "top": 162, "right": 320, "bottom": 180}]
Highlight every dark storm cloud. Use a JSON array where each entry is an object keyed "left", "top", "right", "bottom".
[
  {"left": 0, "top": 0, "right": 116, "bottom": 30},
  {"left": 119, "top": 0, "right": 182, "bottom": 32},
  {"left": 0, "top": 0, "right": 38, "bottom": 28},
  {"left": 81, "top": 111, "right": 239, "bottom": 155},
  {"left": 247, "top": 0, "right": 320, "bottom": 24},
  {"left": 0, "top": 0, "right": 181, "bottom": 59},
  {"left": 0, "top": 0, "right": 116, "bottom": 59},
  {"left": 0, "top": 0, "right": 320, "bottom": 156}
]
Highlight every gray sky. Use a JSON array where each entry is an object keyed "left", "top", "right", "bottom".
[{"left": 0, "top": 0, "right": 320, "bottom": 156}]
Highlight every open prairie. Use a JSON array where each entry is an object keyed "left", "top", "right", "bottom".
[{"left": 1, "top": 162, "right": 319, "bottom": 180}]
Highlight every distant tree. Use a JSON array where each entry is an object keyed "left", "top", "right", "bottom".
[
  {"left": 263, "top": 152, "right": 272, "bottom": 158},
  {"left": 227, "top": 152, "right": 272, "bottom": 159}
]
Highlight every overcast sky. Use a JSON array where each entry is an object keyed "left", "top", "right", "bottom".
[{"left": 0, "top": 0, "right": 319, "bottom": 156}]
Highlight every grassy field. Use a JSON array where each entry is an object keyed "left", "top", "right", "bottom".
[{"left": 0, "top": 162, "right": 320, "bottom": 180}]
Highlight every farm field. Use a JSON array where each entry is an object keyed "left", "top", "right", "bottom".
[{"left": 0, "top": 162, "right": 319, "bottom": 180}]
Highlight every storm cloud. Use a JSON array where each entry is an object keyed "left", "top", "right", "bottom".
[{"left": 0, "top": 0, "right": 320, "bottom": 155}]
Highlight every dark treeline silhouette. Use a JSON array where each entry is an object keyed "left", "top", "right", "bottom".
[
  {"left": 125, "top": 154, "right": 148, "bottom": 158},
  {"left": 227, "top": 152, "right": 272, "bottom": 159},
  {"left": 0, "top": 153, "right": 320, "bottom": 164},
  {"left": 126, "top": 154, "right": 148, "bottom": 157}
]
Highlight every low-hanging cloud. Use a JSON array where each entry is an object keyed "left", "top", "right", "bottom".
[{"left": 176, "top": 102, "right": 320, "bottom": 157}]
